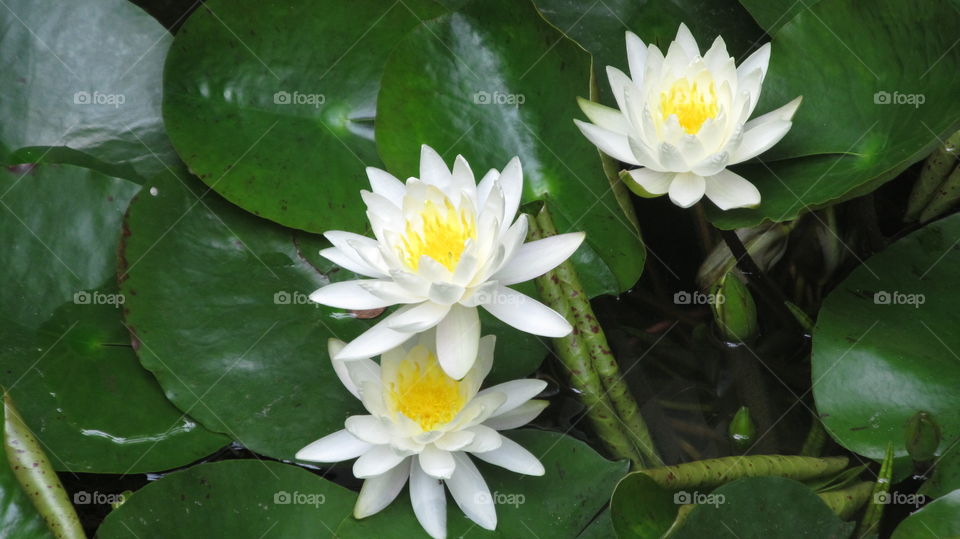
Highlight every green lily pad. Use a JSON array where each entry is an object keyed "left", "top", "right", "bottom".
[
  {"left": 0, "top": 164, "right": 227, "bottom": 473},
  {"left": 892, "top": 489, "right": 960, "bottom": 539},
  {"left": 162, "top": 0, "right": 445, "bottom": 234},
  {"left": 375, "top": 0, "right": 645, "bottom": 297},
  {"left": 708, "top": 0, "right": 960, "bottom": 228},
  {"left": 736, "top": 0, "right": 823, "bottom": 35},
  {"left": 670, "top": 477, "right": 853, "bottom": 538},
  {"left": 812, "top": 213, "right": 960, "bottom": 468},
  {"left": 610, "top": 472, "right": 679, "bottom": 538},
  {"left": 97, "top": 460, "right": 357, "bottom": 538},
  {"left": 119, "top": 167, "right": 545, "bottom": 462},
  {"left": 920, "top": 451, "right": 960, "bottom": 500},
  {"left": 534, "top": 0, "right": 764, "bottom": 96},
  {"left": 336, "top": 429, "right": 628, "bottom": 537},
  {"left": 0, "top": 0, "right": 178, "bottom": 182}
]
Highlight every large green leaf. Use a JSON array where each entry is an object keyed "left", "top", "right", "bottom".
[
  {"left": 736, "top": 0, "right": 823, "bottom": 35},
  {"left": 610, "top": 472, "right": 678, "bottom": 538},
  {"left": 336, "top": 430, "right": 628, "bottom": 537},
  {"left": 97, "top": 460, "right": 357, "bottom": 538},
  {"left": 920, "top": 450, "right": 960, "bottom": 500},
  {"left": 119, "top": 167, "right": 544, "bottom": 461},
  {"left": 0, "top": 164, "right": 227, "bottom": 473},
  {"left": 892, "top": 489, "right": 960, "bottom": 539},
  {"left": 0, "top": 0, "right": 177, "bottom": 181},
  {"left": 671, "top": 477, "right": 853, "bottom": 538},
  {"left": 534, "top": 0, "right": 764, "bottom": 99},
  {"left": 812, "top": 213, "right": 960, "bottom": 468},
  {"left": 162, "top": 0, "right": 445, "bottom": 234},
  {"left": 375, "top": 0, "right": 645, "bottom": 297},
  {"left": 708, "top": 0, "right": 960, "bottom": 228}
]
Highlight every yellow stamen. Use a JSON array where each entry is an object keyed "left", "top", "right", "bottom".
[
  {"left": 389, "top": 348, "right": 467, "bottom": 431},
  {"left": 399, "top": 198, "right": 476, "bottom": 271},
  {"left": 659, "top": 78, "right": 718, "bottom": 134}
]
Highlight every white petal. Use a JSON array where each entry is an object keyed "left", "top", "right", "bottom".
[
  {"left": 419, "top": 445, "right": 456, "bottom": 479},
  {"left": 476, "top": 169, "right": 499, "bottom": 207},
  {"left": 691, "top": 151, "right": 731, "bottom": 178},
  {"left": 319, "top": 246, "right": 382, "bottom": 278},
  {"left": 497, "top": 157, "right": 524, "bottom": 226},
  {"left": 704, "top": 169, "right": 761, "bottom": 210},
  {"left": 484, "top": 400, "right": 548, "bottom": 430},
  {"left": 410, "top": 458, "right": 447, "bottom": 539},
  {"left": 657, "top": 142, "right": 688, "bottom": 172},
  {"left": 673, "top": 23, "right": 700, "bottom": 59},
  {"left": 461, "top": 425, "right": 503, "bottom": 453},
  {"left": 577, "top": 97, "right": 630, "bottom": 135},
  {"left": 737, "top": 43, "right": 771, "bottom": 84},
  {"left": 625, "top": 31, "right": 647, "bottom": 82},
  {"left": 335, "top": 315, "right": 414, "bottom": 361},
  {"left": 296, "top": 429, "right": 370, "bottom": 462},
  {"left": 668, "top": 172, "right": 706, "bottom": 208},
  {"left": 345, "top": 415, "right": 391, "bottom": 445},
  {"left": 361, "top": 190, "right": 401, "bottom": 222},
  {"left": 354, "top": 459, "right": 410, "bottom": 518},
  {"left": 480, "top": 285, "right": 572, "bottom": 338},
  {"left": 605, "top": 65, "right": 633, "bottom": 121},
  {"left": 451, "top": 155, "right": 476, "bottom": 193},
  {"left": 436, "top": 305, "right": 481, "bottom": 380},
  {"left": 361, "top": 280, "right": 422, "bottom": 304},
  {"left": 354, "top": 445, "right": 408, "bottom": 478},
  {"left": 447, "top": 453, "right": 497, "bottom": 531},
  {"left": 478, "top": 379, "right": 547, "bottom": 416},
  {"left": 730, "top": 97, "right": 802, "bottom": 163},
  {"left": 309, "top": 280, "right": 396, "bottom": 310},
  {"left": 703, "top": 35, "right": 732, "bottom": 72},
  {"left": 367, "top": 167, "right": 407, "bottom": 201},
  {"left": 386, "top": 301, "right": 450, "bottom": 333},
  {"left": 626, "top": 168, "right": 673, "bottom": 197},
  {"left": 419, "top": 145, "right": 451, "bottom": 188},
  {"left": 434, "top": 430, "right": 476, "bottom": 452},
  {"left": 574, "top": 119, "right": 641, "bottom": 165},
  {"left": 493, "top": 232, "right": 585, "bottom": 286},
  {"left": 471, "top": 436, "right": 545, "bottom": 476}
]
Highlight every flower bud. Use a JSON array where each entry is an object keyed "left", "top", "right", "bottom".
[
  {"left": 710, "top": 272, "right": 758, "bottom": 343},
  {"left": 728, "top": 406, "right": 756, "bottom": 450}
]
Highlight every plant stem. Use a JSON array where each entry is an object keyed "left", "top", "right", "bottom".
[
  {"left": 728, "top": 344, "right": 778, "bottom": 453},
  {"left": 534, "top": 205, "right": 663, "bottom": 467},
  {"left": 719, "top": 229, "right": 797, "bottom": 330},
  {"left": 640, "top": 455, "right": 849, "bottom": 490},
  {"left": 801, "top": 417, "right": 829, "bottom": 457},
  {"left": 528, "top": 213, "right": 643, "bottom": 467}
]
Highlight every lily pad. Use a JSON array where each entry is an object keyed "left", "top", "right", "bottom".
[
  {"left": 534, "top": 0, "right": 764, "bottom": 95},
  {"left": 119, "top": 167, "right": 545, "bottom": 462},
  {"left": 162, "top": 0, "right": 445, "bottom": 234},
  {"left": 97, "top": 460, "right": 357, "bottom": 538},
  {"left": 375, "top": 0, "right": 645, "bottom": 297},
  {"left": 336, "top": 429, "right": 628, "bottom": 537},
  {"left": 812, "top": 213, "right": 960, "bottom": 468},
  {"left": 0, "top": 164, "right": 227, "bottom": 473},
  {"left": 892, "top": 489, "right": 960, "bottom": 539},
  {"left": 670, "top": 477, "right": 853, "bottom": 538},
  {"left": 920, "top": 450, "right": 960, "bottom": 500},
  {"left": 708, "top": 0, "right": 960, "bottom": 228},
  {"left": 610, "top": 472, "right": 679, "bottom": 538},
  {"left": 0, "top": 0, "right": 177, "bottom": 181}
]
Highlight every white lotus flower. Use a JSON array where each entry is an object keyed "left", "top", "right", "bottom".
[
  {"left": 296, "top": 336, "right": 548, "bottom": 539},
  {"left": 309, "top": 145, "right": 584, "bottom": 379},
  {"left": 574, "top": 23, "right": 802, "bottom": 210}
]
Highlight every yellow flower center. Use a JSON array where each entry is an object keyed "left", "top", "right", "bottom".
[
  {"left": 389, "top": 349, "right": 467, "bottom": 431},
  {"left": 659, "top": 78, "right": 718, "bottom": 134},
  {"left": 399, "top": 198, "right": 476, "bottom": 272}
]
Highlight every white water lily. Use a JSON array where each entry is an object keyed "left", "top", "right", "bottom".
[
  {"left": 309, "top": 145, "right": 584, "bottom": 379},
  {"left": 574, "top": 23, "right": 802, "bottom": 210},
  {"left": 296, "top": 335, "right": 548, "bottom": 539}
]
